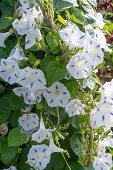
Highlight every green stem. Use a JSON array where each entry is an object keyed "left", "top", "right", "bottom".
[{"left": 57, "top": 141, "right": 71, "bottom": 170}]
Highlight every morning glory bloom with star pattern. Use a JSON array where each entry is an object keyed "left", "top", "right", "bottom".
[
  {"left": 59, "top": 25, "right": 86, "bottom": 48},
  {"left": 97, "top": 137, "right": 113, "bottom": 152},
  {"left": 12, "top": 13, "right": 30, "bottom": 35},
  {"left": 27, "top": 6, "right": 44, "bottom": 27},
  {"left": 66, "top": 53, "right": 93, "bottom": 79},
  {"left": 13, "top": 86, "right": 44, "bottom": 105},
  {"left": 0, "top": 59, "right": 19, "bottom": 85},
  {"left": 32, "top": 120, "right": 55, "bottom": 143},
  {"left": 27, "top": 144, "right": 51, "bottom": 170},
  {"left": 19, "top": 0, "right": 38, "bottom": 11},
  {"left": 93, "top": 151, "right": 112, "bottom": 170},
  {"left": 43, "top": 82, "right": 70, "bottom": 107},
  {"left": 17, "top": 67, "right": 46, "bottom": 92},
  {"left": 18, "top": 113, "right": 39, "bottom": 131},
  {"left": 83, "top": 38, "right": 104, "bottom": 67},
  {"left": 25, "top": 26, "right": 42, "bottom": 49},
  {"left": 92, "top": 100, "right": 113, "bottom": 128},
  {"left": 99, "top": 79, "right": 113, "bottom": 102},
  {"left": 65, "top": 99, "right": 85, "bottom": 117}
]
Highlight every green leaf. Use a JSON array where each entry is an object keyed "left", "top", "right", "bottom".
[
  {"left": 17, "top": 147, "right": 30, "bottom": 170},
  {"left": 70, "top": 133, "right": 82, "bottom": 156},
  {"left": 93, "top": 73, "right": 101, "bottom": 85},
  {"left": 5, "top": 93, "right": 25, "bottom": 111},
  {"left": 69, "top": 8, "right": 85, "bottom": 24},
  {"left": 46, "top": 32, "right": 61, "bottom": 52},
  {"left": 83, "top": 164, "right": 94, "bottom": 170},
  {"left": 57, "top": 15, "right": 66, "bottom": 25},
  {"left": 64, "top": 80, "right": 79, "bottom": 97},
  {"left": 71, "top": 14, "right": 83, "bottom": 25},
  {"left": 65, "top": 161, "right": 84, "bottom": 170},
  {"left": 46, "top": 61, "right": 67, "bottom": 84},
  {"left": 29, "top": 53, "right": 37, "bottom": 65},
  {"left": 9, "top": 111, "right": 21, "bottom": 128},
  {"left": 36, "top": 103, "right": 43, "bottom": 110},
  {"left": 0, "top": 96, "right": 11, "bottom": 125},
  {"left": 41, "top": 98, "right": 57, "bottom": 117},
  {"left": 0, "top": 136, "right": 18, "bottom": 165},
  {"left": 0, "top": 18, "right": 12, "bottom": 31},
  {"left": 53, "top": 0, "right": 73, "bottom": 11},
  {"left": 40, "top": 56, "right": 56, "bottom": 71},
  {"left": 46, "top": 152, "right": 65, "bottom": 170},
  {"left": 8, "top": 128, "right": 27, "bottom": 146},
  {"left": 69, "top": 115, "right": 80, "bottom": 129}
]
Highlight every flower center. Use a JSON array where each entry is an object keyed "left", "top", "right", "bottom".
[
  {"left": 36, "top": 153, "right": 43, "bottom": 159},
  {"left": 55, "top": 90, "right": 60, "bottom": 95}
]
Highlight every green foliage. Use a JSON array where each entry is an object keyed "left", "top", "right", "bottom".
[
  {"left": 46, "top": 61, "right": 67, "bottom": 85},
  {"left": 0, "top": 136, "right": 18, "bottom": 165},
  {"left": 46, "top": 32, "right": 61, "bottom": 54},
  {"left": 70, "top": 133, "right": 82, "bottom": 156},
  {"left": 0, "top": 96, "right": 11, "bottom": 125},
  {"left": 53, "top": 0, "right": 73, "bottom": 11},
  {"left": 5, "top": 93, "right": 25, "bottom": 111},
  {"left": 8, "top": 128, "right": 27, "bottom": 146}
]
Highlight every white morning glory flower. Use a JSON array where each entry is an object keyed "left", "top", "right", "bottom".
[
  {"left": 18, "top": 113, "right": 39, "bottom": 130},
  {"left": 83, "top": 38, "right": 104, "bottom": 67},
  {"left": 12, "top": 13, "right": 29, "bottom": 35},
  {"left": 90, "top": 109, "right": 100, "bottom": 129},
  {"left": 0, "top": 32, "right": 10, "bottom": 48},
  {"left": 27, "top": 144, "right": 51, "bottom": 170},
  {"left": 0, "top": 59, "right": 19, "bottom": 84},
  {"left": 32, "top": 120, "right": 55, "bottom": 143},
  {"left": 66, "top": 53, "right": 93, "bottom": 79},
  {"left": 25, "top": 27, "right": 42, "bottom": 49},
  {"left": 43, "top": 82, "right": 70, "bottom": 107},
  {"left": 65, "top": 99, "right": 85, "bottom": 117},
  {"left": 65, "top": 72, "right": 71, "bottom": 80},
  {"left": 63, "top": 0, "right": 79, "bottom": 7},
  {"left": 93, "top": 100, "right": 113, "bottom": 128},
  {"left": 95, "top": 29, "right": 112, "bottom": 53},
  {"left": 21, "top": 126, "right": 38, "bottom": 143},
  {"left": 27, "top": 6, "right": 44, "bottom": 27},
  {"left": 93, "top": 151, "right": 112, "bottom": 170},
  {"left": 19, "top": 0, "right": 38, "bottom": 11},
  {"left": 13, "top": 86, "right": 36, "bottom": 105},
  {"left": 47, "top": 138, "right": 63, "bottom": 155},
  {"left": 59, "top": 25, "right": 86, "bottom": 48},
  {"left": 21, "top": 105, "right": 31, "bottom": 113},
  {"left": 13, "top": 86, "right": 43, "bottom": 105},
  {"left": 17, "top": 67, "right": 46, "bottom": 92},
  {"left": 8, "top": 44, "right": 28, "bottom": 63},
  {"left": 94, "top": 13, "right": 105, "bottom": 29},
  {"left": 3, "top": 166, "right": 17, "bottom": 170},
  {"left": 97, "top": 137, "right": 113, "bottom": 152},
  {"left": 99, "top": 79, "right": 113, "bottom": 102}
]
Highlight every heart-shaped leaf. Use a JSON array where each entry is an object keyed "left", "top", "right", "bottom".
[{"left": 8, "top": 128, "right": 27, "bottom": 146}]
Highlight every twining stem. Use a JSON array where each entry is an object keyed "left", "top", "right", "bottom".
[
  {"left": 85, "top": 126, "right": 94, "bottom": 167},
  {"left": 56, "top": 107, "right": 60, "bottom": 127},
  {"left": 36, "top": 0, "right": 58, "bottom": 31}
]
